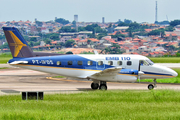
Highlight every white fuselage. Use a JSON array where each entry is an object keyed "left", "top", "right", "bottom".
[{"left": 10, "top": 54, "right": 178, "bottom": 83}]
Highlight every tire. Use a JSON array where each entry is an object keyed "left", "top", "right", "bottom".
[
  {"left": 91, "top": 83, "right": 99, "bottom": 90},
  {"left": 148, "top": 84, "right": 154, "bottom": 90},
  {"left": 99, "top": 84, "right": 107, "bottom": 90}
]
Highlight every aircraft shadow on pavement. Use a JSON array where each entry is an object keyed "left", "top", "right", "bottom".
[
  {"left": 1, "top": 90, "right": 20, "bottom": 93},
  {"left": 77, "top": 88, "right": 94, "bottom": 91}
]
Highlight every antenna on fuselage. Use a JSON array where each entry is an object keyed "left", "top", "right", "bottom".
[
  {"left": 138, "top": 61, "right": 144, "bottom": 83},
  {"left": 94, "top": 50, "right": 99, "bottom": 55}
]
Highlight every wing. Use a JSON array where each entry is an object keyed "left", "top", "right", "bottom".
[{"left": 90, "top": 67, "right": 122, "bottom": 77}]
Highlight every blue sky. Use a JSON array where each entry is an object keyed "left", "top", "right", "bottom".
[{"left": 0, "top": 0, "right": 179, "bottom": 23}]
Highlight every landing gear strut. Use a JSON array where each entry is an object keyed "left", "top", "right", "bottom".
[{"left": 148, "top": 79, "right": 157, "bottom": 90}]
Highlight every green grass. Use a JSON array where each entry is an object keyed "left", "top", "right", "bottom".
[
  {"left": 0, "top": 67, "right": 8, "bottom": 69},
  {"left": 142, "top": 68, "right": 180, "bottom": 83},
  {"left": 1, "top": 90, "right": 180, "bottom": 119},
  {"left": 0, "top": 53, "right": 12, "bottom": 64},
  {"left": 52, "top": 76, "right": 66, "bottom": 78},
  {"left": 149, "top": 57, "right": 180, "bottom": 63}
]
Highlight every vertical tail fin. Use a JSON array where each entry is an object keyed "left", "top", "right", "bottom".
[{"left": 3, "top": 27, "right": 34, "bottom": 58}]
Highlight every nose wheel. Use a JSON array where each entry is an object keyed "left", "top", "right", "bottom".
[
  {"left": 147, "top": 79, "right": 157, "bottom": 90},
  {"left": 148, "top": 84, "right": 154, "bottom": 90}
]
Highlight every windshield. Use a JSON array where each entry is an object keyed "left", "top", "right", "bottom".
[
  {"left": 140, "top": 60, "right": 149, "bottom": 66},
  {"left": 146, "top": 59, "right": 154, "bottom": 65},
  {"left": 140, "top": 59, "right": 154, "bottom": 66}
]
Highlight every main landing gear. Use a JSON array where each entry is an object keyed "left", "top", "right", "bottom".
[
  {"left": 147, "top": 79, "right": 157, "bottom": 90},
  {"left": 91, "top": 81, "right": 107, "bottom": 90}
]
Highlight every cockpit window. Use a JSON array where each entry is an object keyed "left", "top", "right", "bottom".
[
  {"left": 140, "top": 59, "right": 154, "bottom": 66},
  {"left": 140, "top": 60, "right": 149, "bottom": 66}
]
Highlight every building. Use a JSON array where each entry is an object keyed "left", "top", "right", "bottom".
[
  {"left": 74, "top": 15, "right": 78, "bottom": 22},
  {"left": 102, "top": 17, "right": 105, "bottom": 24}
]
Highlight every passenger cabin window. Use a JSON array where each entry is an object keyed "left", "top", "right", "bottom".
[
  {"left": 98, "top": 61, "right": 103, "bottom": 66},
  {"left": 108, "top": 61, "right": 113, "bottom": 65},
  {"left": 78, "top": 61, "right": 83, "bottom": 65},
  {"left": 87, "top": 61, "right": 93, "bottom": 65},
  {"left": 127, "top": 61, "right": 132, "bottom": 66},
  {"left": 117, "top": 61, "right": 122, "bottom": 65},
  {"left": 57, "top": 61, "right": 61, "bottom": 65},
  {"left": 68, "top": 61, "right": 72, "bottom": 65}
]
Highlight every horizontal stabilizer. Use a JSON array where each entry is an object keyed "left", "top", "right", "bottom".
[{"left": 9, "top": 61, "right": 28, "bottom": 65}]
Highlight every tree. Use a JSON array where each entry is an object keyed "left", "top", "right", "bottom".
[
  {"left": 155, "top": 21, "right": 169, "bottom": 25},
  {"left": 129, "top": 30, "right": 132, "bottom": 37},
  {"left": 59, "top": 26, "right": 77, "bottom": 33},
  {"left": 36, "top": 21, "right": 43, "bottom": 27},
  {"left": 78, "top": 27, "right": 86, "bottom": 31},
  {"left": 28, "top": 41, "right": 34, "bottom": 47},
  {"left": 148, "top": 29, "right": 165, "bottom": 36},
  {"left": 30, "top": 37, "right": 37, "bottom": 42},
  {"left": 55, "top": 18, "right": 70, "bottom": 25},
  {"left": 80, "top": 51, "right": 94, "bottom": 54},
  {"left": 168, "top": 45, "right": 176, "bottom": 51},
  {"left": 87, "top": 40, "right": 91, "bottom": 44},
  {"left": 165, "top": 26, "right": 174, "bottom": 32},
  {"left": 44, "top": 38, "right": 51, "bottom": 45},
  {"left": 87, "top": 33, "right": 96, "bottom": 38},
  {"left": 85, "top": 24, "right": 98, "bottom": 31},
  {"left": 49, "top": 33, "right": 59, "bottom": 40},
  {"left": 124, "top": 19, "right": 132, "bottom": 24},
  {"left": 66, "top": 51, "right": 73, "bottom": 54},
  {"left": 111, "top": 34, "right": 126, "bottom": 38},
  {"left": 118, "top": 22, "right": 129, "bottom": 26},
  {"left": 0, "top": 42, "right": 9, "bottom": 49},
  {"left": 65, "top": 40, "right": 75, "bottom": 47},
  {"left": 60, "top": 42, "right": 65, "bottom": 46},
  {"left": 33, "top": 41, "right": 40, "bottom": 46},
  {"left": 0, "top": 35, "right": 5, "bottom": 40},
  {"left": 72, "top": 20, "right": 76, "bottom": 27},
  {"left": 170, "top": 20, "right": 180, "bottom": 27},
  {"left": 103, "top": 44, "right": 122, "bottom": 54},
  {"left": 97, "top": 33, "right": 107, "bottom": 40}
]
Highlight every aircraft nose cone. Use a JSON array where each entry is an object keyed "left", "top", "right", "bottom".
[{"left": 172, "top": 70, "right": 178, "bottom": 77}]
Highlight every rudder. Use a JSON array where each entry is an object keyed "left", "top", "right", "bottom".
[{"left": 3, "top": 27, "right": 34, "bottom": 58}]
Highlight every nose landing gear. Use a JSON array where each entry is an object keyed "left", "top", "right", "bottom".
[{"left": 148, "top": 79, "right": 157, "bottom": 90}]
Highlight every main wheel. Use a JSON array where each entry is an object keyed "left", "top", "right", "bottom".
[
  {"left": 148, "top": 84, "right": 154, "bottom": 90},
  {"left": 91, "top": 83, "right": 99, "bottom": 90},
  {"left": 99, "top": 84, "right": 107, "bottom": 90}
]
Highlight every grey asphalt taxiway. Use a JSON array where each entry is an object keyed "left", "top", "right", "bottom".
[{"left": 0, "top": 63, "right": 180, "bottom": 94}]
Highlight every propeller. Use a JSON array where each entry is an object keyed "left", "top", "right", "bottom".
[{"left": 138, "top": 61, "right": 144, "bottom": 83}]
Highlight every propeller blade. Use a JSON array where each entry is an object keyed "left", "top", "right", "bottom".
[
  {"left": 138, "top": 75, "right": 140, "bottom": 83},
  {"left": 138, "top": 71, "right": 144, "bottom": 83},
  {"left": 138, "top": 71, "right": 144, "bottom": 76}
]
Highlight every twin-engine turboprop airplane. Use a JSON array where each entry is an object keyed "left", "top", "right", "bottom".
[{"left": 2, "top": 27, "right": 178, "bottom": 90}]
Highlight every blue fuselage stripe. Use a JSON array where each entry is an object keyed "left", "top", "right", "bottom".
[{"left": 8, "top": 55, "right": 173, "bottom": 77}]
